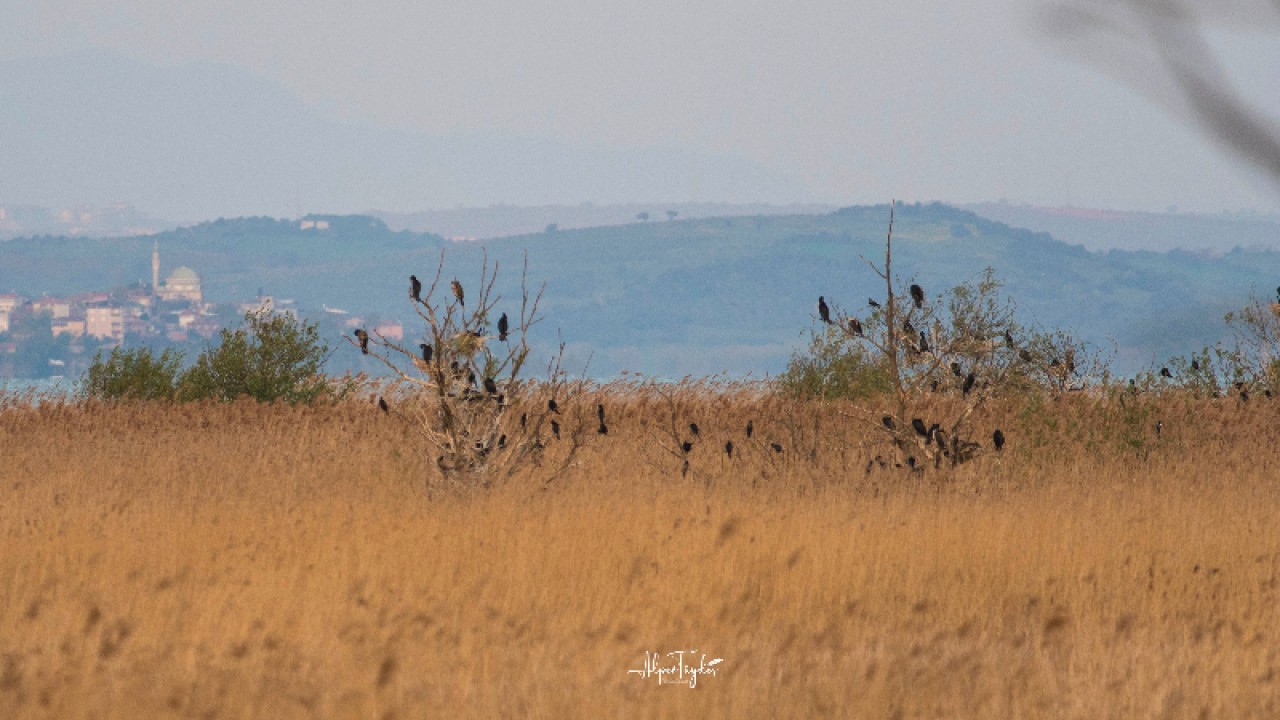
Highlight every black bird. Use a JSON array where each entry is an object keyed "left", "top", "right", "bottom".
[
  {"left": 724, "top": 441, "right": 734, "bottom": 458},
  {"left": 498, "top": 434, "right": 507, "bottom": 449},
  {"left": 1275, "top": 285, "right": 1279, "bottom": 303},
  {"left": 451, "top": 279, "right": 465, "bottom": 306},
  {"left": 681, "top": 440, "right": 693, "bottom": 453},
  {"left": 550, "top": 420, "right": 561, "bottom": 439},
  {"left": 597, "top": 403, "right": 606, "bottom": 424},
  {"left": 467, "top": 370, "right": 477, "bottom": 388},
  {"left": 910, "top": 283, "right": 925, "bottom": 309},
  {"left": 963, "top": 372, "right": 976, "bottom": 396},
  {"left": 848, "top": 317, "right": 864, "bottom": 337},
  {"left": 951, "top": 362, "right": 963, "bottom": 377},
  {"left": 1004, "top": 330, "right": 1015, "bottom": 346},
  {"left": 598, "top": 423, "right": 608, "bottom": 435},
  {"left": 354, "top": 328, "right": 370, "bottom": 354},
  {"left": 378, "top": 396, "right": 389, "bottom": 413},
  {"left": 548, "top": 399, "right": 560, "bottom": 414},
  {"left": 993, "top": 429, "right": 1005, "bottom": 451},
  {"left": 497, "top": 312, "right": 509, "bottom": 341},
  {"left": 868, "top": 298, "right": 881, "bottom": 309},
  {"left": 818, "top": 296, "right": 831, "bottom": 324},
  {"left": 771, "top": 442, "right": 784, "bottom": 453},
  {"left": 410, "top": 275, "right": 422, "bottom": 302},
  {"left": 1155, "top": 421, "right": 1164, "bottom": 436},
  {"left": 689, "top": 422, "right": 700, "bottom": 436},
  {"left": 1241, "top": 389, "right": 1250, "bottom": 402},
  {"left": 419, "top": 343, "right": 432, "bottom": 364},
  {"left": 930, "top": 379, "right": 939, "bottom": 393},
  {"left": 1160, "top": 367, "right": 1173, "bottom": 379},
  {"left": 1191, "top": 359, "right": 1201, "bottom": 371},
  {"left": 918, "top": 331, "right": 930, "bottom": 353},
  {"left": 520, "top": 413, "right": 527, "bottom": 430},
  {"left": 745, "top": 420, "right": 754, "bottom": 438},
  {"left": 881, "top": 415, "right": 896, "bottom": 431},
  {"left": 911, "top": 418, "right": 928, "bottom": 437},
  {"left": 483, "top": 377, "right": 498, "bottom": 395}
]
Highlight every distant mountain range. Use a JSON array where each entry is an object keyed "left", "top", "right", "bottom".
[{"left": 3, "top": 203, "right": 1279, "bottom": 378}]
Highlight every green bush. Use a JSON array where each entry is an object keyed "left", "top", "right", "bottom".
[
  {"left": 778, "top": 325, "right": 894, "bottom": 400},
  {"left": 177, "top": 312, "right": 332, "bottom": 403},
  {"left": 83, "top": 346, "right": 183, "bottom": 401}
]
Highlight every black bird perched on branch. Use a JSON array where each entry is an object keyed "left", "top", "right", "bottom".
[
  {"left": 689, "top": 422, "right": 700, "bottom": 437},
  {"left": 918, "top": 331, "right": 930, "bottom": 353},
  {"left": 550, "top": 420, "right": 561, "bottom": 439},
  {"left": 993, "top": 429, "right": 1005, "bottom": 451},
  {"left": 818, "top": 296, "right": 831, "bottom": 324},
  {"left": 378, "top": 396, "right": 389, "bottom": 413},
  {"left": 910, "top": 284, "right": 925, "bottom": 309},
  {"left": 418, "top": 343, "right": 432, "bottom": 364},
  {"left": 548, "top": 399, "right": 560, "bottom": 414},
  {"left": 911, "top": 418, "right": 928, "bottom": 437},
  {"left": 1004, "top": 330, "right": 1015, "bottom": 346},
  {"left": 745, "top": 420, "right": 754, "bottom": 438},
  {"left": 354, "top": 329, "right": 369, "bottom": 354},
  {"left": 903, "top": 319, "right": 915, "bottom": 335},
  {"left": 450, "top": 279, "right": 465, "bottom": 306},
  {"left": 1191, "top": 359, "right": 1200, "bottom": 371},
  {"left": 1160, "top": 367, "right": 1172, "bottom": 379},
  {"left": 882, "top": 415, "right": 896, "bottom": 431},
  {"left": 848, "top": 317, "right": 863, "bottom": 337},
  {"left": 771, "top": 443, "right": 784, "bottom": 453},
  {"left": 681, "top": 440, "right": 693, "bottom": 453},
  {"left": 868, "top": 298, "right": 881, "bottom": 309},
  {"left": 410, "top": 275, "right": 422, "bottom": 302},
  {"left": 597, "top": 404, "right": 606, "bottom": 424},
  {"left": 724, "top": 441, "right": 734, "bottom": 458},
  {"left": 963, "top": 372, "right": 976, "bottom": 396},
  {"left": 483, "top": 377, "right": 498, "bottom": 395},
  {"left": 951, "top": 362, "right": 963, "bottom": 377},
  {"left": 497, "top": 313, "right": 509, "bottom": 341}
]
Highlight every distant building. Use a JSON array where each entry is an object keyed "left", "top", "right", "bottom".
[
  {"left": 32, "top": 297, "right": 72, "bottom": 319},
  {"left": 85, "top": 305, "right": 124, "bottom": 341},
  {"left": 300, "top": 219, "right": 330, "bottom": 231},
  {"left": 0, "top": 293, "right": 26, "bottom": 334},
  {"left": 156, "top": 266, "right": 203, "bottom": 304},
  {"left": 52, "top": 318, "right": 86, "bottom": 338}
]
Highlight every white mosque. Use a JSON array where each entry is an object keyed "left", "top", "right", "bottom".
[{"left": 151, "top": 240, "right": 203, "bottom": 304}]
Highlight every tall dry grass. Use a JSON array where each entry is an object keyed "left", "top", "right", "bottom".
[{"left": 2, "top": 387, "right": 1279, "bottom": 718}]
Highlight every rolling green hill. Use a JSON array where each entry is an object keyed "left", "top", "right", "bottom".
[{"left": 2, "top": 204, "right": 1276, "bottom": 378}]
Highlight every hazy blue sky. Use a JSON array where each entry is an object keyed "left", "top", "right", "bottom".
[{"left": 2, "top": 0, "right": 1278, "bottom": 216}]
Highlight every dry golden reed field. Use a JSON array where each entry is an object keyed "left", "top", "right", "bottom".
[{"left": 3, "top": 385, "right": 1280, "bottom": 719}]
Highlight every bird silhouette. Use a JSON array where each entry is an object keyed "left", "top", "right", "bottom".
[
  {"left": 771, "top": 443, "right": 783, "bottom": 453},
  {"left": 951, "top": 362, "right": 963, "bottom": 377},
  {"left": 963, "top": 372, "right": 976, "bottom": 396},
  {"left": 911, "top": 418, "right": 928, "bottom": 437},
  {"left": 882, "top": 415, "right": 896, "bottom": 431},
  {"left": 1191, "top": 359, "right": 1201, "bottom": 371},
  {"left": 745, "top": 420, "right": 754, "bottom": 438},
  {"left": 1004, "top": 330, "right": 1015, "bottom": 346},
  {"left": 497, "top": 313, "right": 509, "bottom": 341},
  {"left": 910, "top": 284, "right": 925, "bottom": 308},
  {"left": 410, "top": 275, "right": 422, "bottom": 302},
  {"left": 550, "top": 420, "right": 561, "bottom": 439},
  {"left": 918, "top": 331, "right": 930, "bottom": 353},
  {"left": 1160, "top": 367, "right": 1172, "bottom": 379},
  {"left": 993, "top": 429, "right": 1005, "bottom": 451},
  {"left": 681, "top": 440, "right": 693, "bottom": 453},
  {"left": 597, "top": 403, "right": 606, "bottom": 424},
  {"left": 724, "top": 441, "right": 734, "bottom": 458},
  {"left": 451, "top": 279, "right": 465, "bottom": 306},
  {"left": 418, "top": 343, "right": 432, "bottom": 364},
  {"left": 378, "top": 396, "right": 389, "bottom": 413},
  {"left": 689, "top": 422, "right": 700, "bottom": 436},
  {"left": 483, "top": 377, "right": 498, "bottom": 395},
  {"left": 818, "top": 296, "right": 831, "bottom": 324},
  {"left": 598, "top": 422, "right": 608, "bottom": 435},
  {"left": 354, "top": 329, "right": 369, "bottom": 354},
  {"left": 548, "top": 399, "right": 560, "bottom": 414},
  {"left": 868, "top": 298, "right": 881, "bottom": 309},
  {"left": 848, "top": 317, "right": 863, "bottom": 337}
]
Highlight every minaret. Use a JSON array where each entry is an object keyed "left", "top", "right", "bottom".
[{"left": 152, "top": 240, "right": 160, "bottom": 294}]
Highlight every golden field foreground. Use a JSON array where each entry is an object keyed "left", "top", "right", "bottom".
[{"left": 2, "top": 388, "right": 1280, "bottom": 719}]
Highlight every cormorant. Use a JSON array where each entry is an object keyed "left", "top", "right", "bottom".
[
  {"left": 918, "top": 331, "right": 930, "bottom": 353},
  {"left": 378, "top": 396, "right": 389, "bottom": 413},
  {"left": 868, "top": 298, "right": 881, "bottom": 309},
  {"left": 1160, "top": 367, "right": 1172, "bottom": 379},
  {"left": 882, "top": 415, "right": 896, "bottom": 431},
  {"left": 818, "top": 296, "right": 831, "bottom": 324},
  {"left": 993, "top": 429, "right": 1005, "bottom": 451},
  {"left": 1191, "top": 359, "right": 1201, "bottom": 371},
  {"left": 598, "top": 423, "right": 608, "bottom": 435},
  {"left": 910, "top": 284, "right": 925, "bottom": 308},
  {"left": 483, "top": 377, "right": 498, "bottom": 395},
  {"left": 689, "top": 422, "right": 700, "bottom": 436},
  {"left": 551, "top": 420, "right": 561, "bottom": 439},
  {"left": 746, "top": 420, "right": 754, "bottom": 438},
  {"left": 951, "top": 362, "right": 963, "bottom": 377},
  {"left": 410, "top": 275, "right": 422, "bottom": 302},
  {"left": 724, "top": 441, "right": 734, "bottom": 458},
  {"left": 963, "top": 372, "right": 976, "bottom": 396},
  {"left": 548, "top": 399, "right": 560, "bottom": 414},
  {"left": 848, "top": 317, "right": 863, "bottom": 337},
  {"left": 911, "top": 418, "right": 928, "bottom": 437},
  {"left": 681, "top": 440, "right": 693, "bottom": 453},
  {"left": 771, "top": 443, "right": 783, "bottom": 453},
  {"left": 354, "top": 328, "right": 369, "bottom": 354},
  {"left": 1004, "top": 330, "right": 1015, "bottom": 346},
  {"left": 498, "top": 313, "right": 509, "bottom": 341},
  {"left": 419, "top": 343, "right": 432, "bottom": 364},
  {"left": 597, "top": 403, "right": 605, "bottom": 424}
]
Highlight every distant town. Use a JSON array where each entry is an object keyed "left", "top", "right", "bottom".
[{"left": 0, "top": 227, "right": 404, "bottom": 380}]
